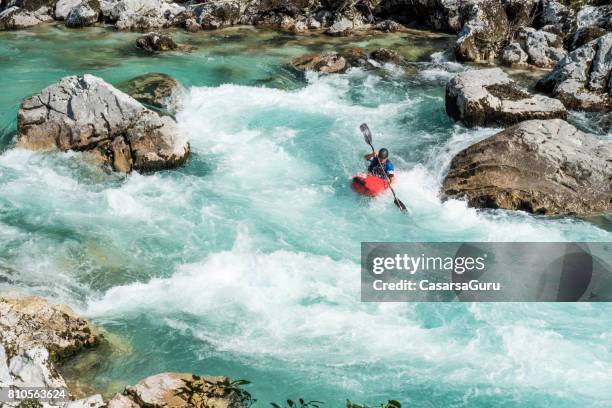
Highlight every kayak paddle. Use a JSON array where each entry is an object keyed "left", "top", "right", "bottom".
[{"left": 359, "top": 123, "right": 408, "bottom": 213}]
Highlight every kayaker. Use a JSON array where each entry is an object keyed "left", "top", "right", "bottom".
[{"left": 364, "top": 148, "right": 394, "bottom": 183}]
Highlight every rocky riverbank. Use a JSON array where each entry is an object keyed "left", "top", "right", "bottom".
[{"left": 0, "top": 292, "right": 249, "bottom": 408}]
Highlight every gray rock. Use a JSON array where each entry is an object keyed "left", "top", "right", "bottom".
[
  {"left": 537, "top": 0, "right": 574, "bottom": 30},
  {"left": 455, "top": 0, "right": 509, "bottom": 62},
  {"left": 292, "top": 52, "right": 347, "bottom": 73},
  {"left": 324, "top": 16, "right": 355, "bottom": 36},
  {"left": 445, "top": 68, "right": 567, "bottom": 127},
  {"left": 442, "top": 119, "right": 612, "bottom": 216},
  {"left": 106, "top": 0, "right": 186, "bottom": 31},
  {"left": 374, "top": 19, "right": 407, "bottom": 32},
  {"left": 500, "top": 42, "right": 528, "bottom": 66},
  {"left": 369, "top": 48, "right": 405, "bottom": 65},
  {"left": 537, "top": 33, "right": 612, "bottom": 111},
  {"left": 65, "top": 0, "right": 100, "bottom": 27},
  {"left": 516, "top": 26, "right": 566, "bottom": 68},
  {"left": 374, "top": 0, "right": 463, "bottom": 33},
  {"left": 0, "top": 5, "right": 53, "bottom": 30},
  {"left": 192, "top": 0, "right": 243, "bottom": 29},
  {"left": 55, "top": 0, "right": 81, "bottom": 19},
  {"left": 17, "top": 74, "right": 189, "bottom": 172}
]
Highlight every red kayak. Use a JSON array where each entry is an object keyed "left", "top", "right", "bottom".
[{"left": 351, "top": 174, "right": 390, "bottom": 197}]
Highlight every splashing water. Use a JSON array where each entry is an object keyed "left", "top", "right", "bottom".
[{"left": 0, "top": 26, "right": 611, "bottom": 407}]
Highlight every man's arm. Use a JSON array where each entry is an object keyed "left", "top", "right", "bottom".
[{"left": 364, "top": 152, "right": 376, "bottom": 160}]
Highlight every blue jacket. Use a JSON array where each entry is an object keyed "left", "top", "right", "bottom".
[{"left": 368, "top": 157, "right": 394, "bottom": 178}]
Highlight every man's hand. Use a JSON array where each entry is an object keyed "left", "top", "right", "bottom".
[{"left": 364, "top": 152, "right": 377, "bottom": 160}]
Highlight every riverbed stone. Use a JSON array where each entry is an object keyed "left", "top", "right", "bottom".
[
  {"left": 442, "top": 119, "right": 612, "bottom": 216},
  {"left": 118, "top": 72, "right": 184, "bottom": 115},
  {"left": 17, "top": 74, "right": 189, "bottom": 173},
  {"left": 136, "top": 32, "right": 178, "bottom": 52},
  {"left": 445, "top": 68, "right": 567, "bottom": 127}
]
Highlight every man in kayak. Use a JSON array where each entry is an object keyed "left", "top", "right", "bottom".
[{"left": 364, "top": 148, "right": 394, "bottom": 183}]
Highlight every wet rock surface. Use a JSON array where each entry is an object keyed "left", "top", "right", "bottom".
[
  {"left": 17, "top": 74, "right": 189, "bottom": 173},
  {"left": 446, "top": 68, "right": 567, "bottom": 128},
  {"left": 442, "top": 119, "right": 612, "bottom": 216}
]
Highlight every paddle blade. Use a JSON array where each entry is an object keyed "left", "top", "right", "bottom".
[
  {"left": 394, "top": 197, "right": 408, "bottom": 213},
  {"left": 360, "top": 123, "right": 372, "bottom": 146}
]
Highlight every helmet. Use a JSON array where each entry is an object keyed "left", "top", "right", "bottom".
[{"left": 378, "top": 148, "right": 389, "bottom": 159}]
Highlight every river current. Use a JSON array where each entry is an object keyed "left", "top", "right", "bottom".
[{"left": 1, "top": 25, "right": 611, "bottom": 407}]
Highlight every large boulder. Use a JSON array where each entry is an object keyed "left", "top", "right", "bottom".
[
  {"left": 501, "top": 0, "right": 538, "bottom": 26},
  {"left": 454, "top": 0, "right": 509, "bottom": 62},
  {"left": 442, "top": 119, "right": 612, "bottom": 216},
  {"left": 192, "top": 0, "right": 243, "bottom": 29},
  {"left": 17, "top": 74, "right": 189, "bottom": 173},
  {"left": 55, "top": 0, "right": 81, "bottom": 19},
  {"left": 118, "top": 72, "right": 185, "bottom": 115},
  {"left": 0, "top": 5, "right": 53, "bottom": 29},
  {"left": 292, "top": 52, "right": 347, "bottom": 73},
  {"left": 535, "top": 0, "right": 574, "bottom": 32},
  {"left": 567, "top": 5, "right": 611, "bottom": 50},
  {"left": 102, "top": 0, "right": 187, "bottom": 30},
  {"left": 65, "top": 0, "right": 100, "bottom": 27},
  {"left": 445, "top": 68, "right": 567, "bottom": 127},
  {"left": 514, "top": 26, "right": 566, "bottom": 68},
  {"left": 0, "top": 292, "right": 98, "bottom": 391},
  {"left": 536, "top": 33, "right": 612, "bottom": 111},
  {"left": 0, "top": 292, "right": 98, "bottom": 360}
]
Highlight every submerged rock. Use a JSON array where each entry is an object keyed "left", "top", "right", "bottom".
[
  {"left": 369, "top": 48, "right": 405, "bottom": 65},
  {"left": 118, "top": 72, "right": 185, "bottom": 115},
  {"left": 445, "top": 68, "right": 567, "bottom": 127},
  {"left": 17, "top": 74, "right": 189, "bottom": 173},
  {"left": 136, "top": 32, "right": 178, "bottom": 52},
  {"left": 536, "top": 33, "right": 612, "bottom": 111},
  {"left": 292, "top": 52, "right": 347, "bottom": 73},
  {"left": 442, "top": 119, "right": 612, "bottom": 216}
]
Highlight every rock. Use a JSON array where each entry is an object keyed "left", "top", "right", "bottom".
[
  {"left": 136, "top": 32, "right": 178, "bottom": 52},
  {"left": 105, "top": 0, "right": 187, "bottom": 30},
  {"left": 108, "top": 393, "right": 140, "bottom": 408},
  {"left": 324, "top": 16, "right": 355, "bottom": 36},
  {"left": 502, "top": 0, "right": 538, "bottom": 26},
  {"left": 567, "top": 5, "right": 611, "bottom": 50},
  {"left": 117, "top": 72, "right": 184, "bottom": 115},
  {"left": 65, "top": 0, "right": 100, "bottom": 27},
  {"left": 536, "top": 33, "right": 612, "bottom": 111},
  {"left": 536, "top": 0, "right": 574, "bottom": 30},
  {"left": 17, "top": 74, "right": 189, "bottom": 173},
  {"left": 55, "top": 0, "right": 81, "bottom": 19},
  {"left": 369, "top": 48, "right": 405, "bottom": 65},
  {"left": 445, "top": 68, "right": 567, "bottom": 127},
  {"left": 341, "top": 47, "right": 369, "bottom": 67},
  {"left": 192, "top": 0, "right": 242, "bottom": 29},
  {"left": 515, "top": 26, "right": 566, "bottom": 68},
  {"left": 123, "top": 373, "right": 246, "bottom": 408},
  {"left": 442, "top": 119, "right": 612, "bottom": 216},
  {"left": 65, "top": 394, "right": 106, "bottom": 408},
  {"left": 184, "top": 17, "right": 200, "bottom": 31},
  {"left": 374, "top": 19, "right": 407, "bottom": 32},
  {"left": 0, "top": 5, "right": 53, "bottom": 30},
  {"left": 254, "top": 12, "right": 305, "bottom": 33},
  {"left": 292, "top": 52, "right": 347, "bottom": 73},
  {"left": 500, "top": 42, "right": 528, "bottom": 66},
  {"left": 455, "top": 0, "right": 509, "bottom": 62},
  {"left": 0, "top": 292, "right": 98, "bottom": 360},
  {"left": 374, "top": 0, "right": 463, "bottom": 33},
  {"left": 7, "top": 346, "right": 68, "bottom": 388}
]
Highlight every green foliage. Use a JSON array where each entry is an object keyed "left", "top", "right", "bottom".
[
  {"left": 346, "top": 400, "right": 402, "bottom": 408},
  {"left": 270, "top": 399, "right": 324, "bottom": 408},
  {"left": 176, "top": 376, "right": 256, "bottom": 408}
]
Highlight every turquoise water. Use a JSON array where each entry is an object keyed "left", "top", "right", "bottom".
[{"left": 1, "top": 24, "right": 612, "bottom": 407}]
